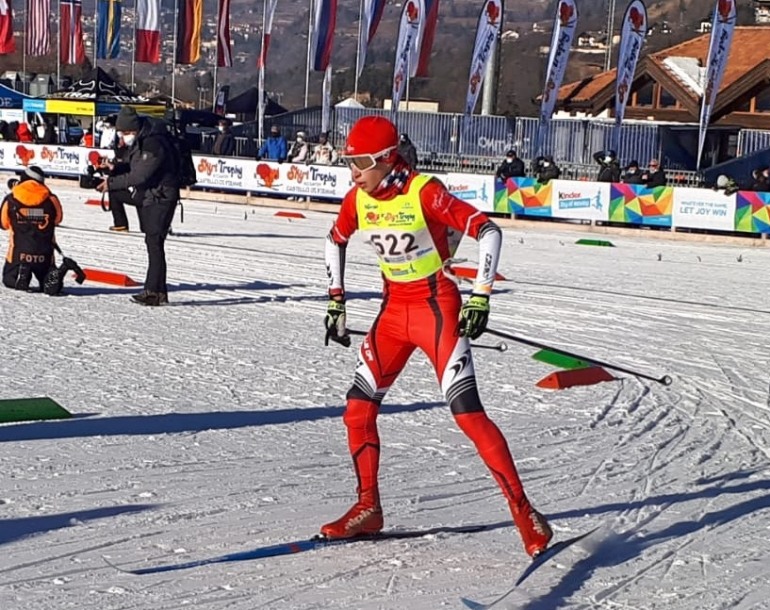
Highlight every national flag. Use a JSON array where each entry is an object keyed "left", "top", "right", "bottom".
[
  {"left": 96, "top": 0, "right": 122, "bottom": 60},
  {"left": 135, "top": 0, "right": 161, "bottom": 63},
  {"left": 356, "top": 0, "right": 386, "bottom": 77},
  {"left": 216, "top": 0, "right": 232, "bottom": 67},
  {"left": 310, "top": 0, "right": 337, "bottom": 72},
  {"left": 463, "top": 0, "right": 503, "bottom": 116},
  {"left": 612, "top": 0, "right": 647, "bottom": 152},
  {"left": 60, "top": 0, "right": 86, "bottom": 65},
  {"left": 391, "top": 0, "right": 425, "bottom": 113},
  {"left": 257, "top": 0, "right": 278, "bottom": 69},
  {"left": 535, "top": 0, "right": 579, "bottom": 156},
  {"left": 176, "top": 0, "right": 203, "bottom": 64},
  {"left": 0, "top": 0, "right": 15, "bottom": 55},
  {"left": 415, "top": 0, "right": 439, "bottom": 77},
  {"left": 697, "top": 0, "right": 736, "bottom": 169},
  {"left": 26, "top": 0, "right": 51, "bottom": 56}
]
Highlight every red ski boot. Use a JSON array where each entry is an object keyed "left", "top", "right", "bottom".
[
  {"left": 320, "top": 501, "right": 383, "bottom": 539},
  {"left": 511, "top": 498, "right": 553, "bottom": 558}
]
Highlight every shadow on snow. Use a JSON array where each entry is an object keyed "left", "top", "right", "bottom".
[{"left": 0, "top": 402, "right": 444, "bottom": 443}]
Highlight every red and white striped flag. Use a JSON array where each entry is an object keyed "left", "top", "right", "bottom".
[
  {"left": 216, "top": 0, "right": 232, "bottom": 67},
  {"left": 60, "top": 0, "right": 86, "bottom": 64},
  {"left": 26, "top": 0, "right": 51, "bottom": 56},
  {"left": 0, "top": 0, "right": 15, "bottom": 55},
  {"left": 135, "top": 0, "right": 161, "bottom": 63},
  {"left": 257, "top": 0, "right": 279, "bottom": 69}
]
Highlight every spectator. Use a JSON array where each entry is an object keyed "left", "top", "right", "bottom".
[
  {"left": 534, "top": 155, "right": 561, "bottom": 183},
  {"left": 495, "top": 149, "right": 526, "bottom": 182},
  {"left": 257, "top": 125, "right": 288, "bottom": 162},
  {"left": 594, "top": 150, "right": 621, "bottom": 183},
  {"left": 99, "top": 117, "right": 117, "bottom": 149},
  {"left": 715, "top": 174, "right": 740, "bottom": 196},
  {"left": 7, "top": 121, "right": 19, "bottom": 142},
  {"left": 0, "top": 166, "right": 64, "bottom": 293},
  {"left": 102, "top": 135, "right": 141, "bottom": 233},
  {"left": 287, "top": 131, "right": 310, "bottom": 163},
  {"left": 622, "top": 160, "right": 644, "bottom": 185},
  {"left": 0, "top": 120, "right": 10, "bottom": 141},
  {"left": 16, "top": 122, "right": 34, "bottom": 143},
  {"left": 397, "top": 132, "right": 418, "bottom": 169},
  {"left": 80, "top": 128, "right": 94, "bottom": 147},
  {"left": 641, "top": 159, "right": 666, "bottom": 188},
  {"left": 96, "top": 106, "right": 180, "bottom": 306},
  {"left": 212, "top": 118, "right": 235, "bottom": 157},
  {"left": 751, "top": 166, "right": 770, "bottom": 192},
  {"left": 310, "top": 132, "right": 338, "bottom": 165}
]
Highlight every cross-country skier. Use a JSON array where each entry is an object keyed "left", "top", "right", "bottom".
[{"left": 321, "top": 115, "right": 553, "bottom": 558}]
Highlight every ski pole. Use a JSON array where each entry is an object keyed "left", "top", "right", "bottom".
[
  {"left": 346, "top": 329, "right": 508, "bottom": 353},
  {"left": 485, "top": 327, "right": 673, "bottom": 386}
]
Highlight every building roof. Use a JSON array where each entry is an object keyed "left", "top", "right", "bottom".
[{"left": 557, "top": 26, "right": 770, "bottom": 118}]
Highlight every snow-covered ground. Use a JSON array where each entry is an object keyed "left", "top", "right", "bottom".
[{"left": 1, "top": 180, "right": 769, "bottom": 610}]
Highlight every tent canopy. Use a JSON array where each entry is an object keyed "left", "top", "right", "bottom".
[{"left": 225, "top": 87, "right": 288, "bottom": 117}]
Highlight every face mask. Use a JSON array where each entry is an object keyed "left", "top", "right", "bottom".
[
  {"left": 543, "top": 162, "right": 550, "bottom": 167},
  {"left": 218, "top": 126, "right": 225, "bottom": 133},
  {"left": 628, "top": 168, "right": 637, "bottom": 174},
  {"left": 122, "top": 133, "right": 136, "bottom": 146},
  {"left": 506, "top": 157, "right": 514, "bottom": 162}
]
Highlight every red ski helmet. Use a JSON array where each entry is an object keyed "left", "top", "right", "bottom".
[{"left": 345, "top": 116, "right": 399, "bottom": 158}]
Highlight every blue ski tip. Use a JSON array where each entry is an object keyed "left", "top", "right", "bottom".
[{"left": 460, "top": 597, "right": 489, "bottom": 610}]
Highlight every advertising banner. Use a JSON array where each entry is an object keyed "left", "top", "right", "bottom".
[
  {"left": 463, "top": 0, "right": 503, "bottom": 116},
  {"left": 610, "top": 183, "right": 673, "bottom": 226},
  {"left": 734, "top": 191, "right": 770, "bottom": 233},
  {"left": 494, "top": 177, "right": 553, "bottom": 216},
  {"left": 0, "top": 142, "right": 88, "bottom": 175},
  {"left": 194, "top": 156, "right": 255, "bottom": 191},
  {"left": 612, "top": 0, "right": 647, "bottom": 152},
  {"left": 672, "top": 186, "right": 735, "bottom": 231},
  {"left": 550, "top": 179, "right": 609, "bottom": 221},
  {"left": 445, "top": 172, "right": 495, "bottom": 213},
  {"left": 391, "top": 0, "right": 425, "bottom": 113}
]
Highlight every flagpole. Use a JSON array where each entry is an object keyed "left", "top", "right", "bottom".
[
  {"left": 56, "top": 0, "right": 61, "bottom": 87},
  {"left": 131, "top": 0, "right": 137, "bottom": 90},
  {"left": 93, "top": 0, "right": 98, "bottom": 65},
  {"left": 171, "top": 0, "right": 179, "bottom": 105},
  {"left": 257, "top": 0, "right": 267, "bottom": 142},
  {"left": 354, "top": 0, "right": 363, "bottom": 99},
  {"left": 405, "top": 52, "right": 410, "bottom": 111},
  {"left": 213, "top": 0, "right": 220, "bottom": 111},
  {"left": 304, "top": 0, "right": 313, "bottom": 107}
]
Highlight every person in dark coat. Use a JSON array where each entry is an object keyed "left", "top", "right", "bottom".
[
  {"left": 103, "top": 135, "right": 142, "bottom": 233},
  {"left": 97, "top": 106, "right": 180, "bottom": 306},
  {"left": 397, "top": 133, "right": 418, "bottom": 169},
  {"left": 641, "top": 159, "right": 666, "bottom": 188},
  {"left": 751, "top": 166, "right": 770, "bottom": 192},
  {"left": 495, "top": 149, "right": 526, "bottom": 182},
  {"left": 212, "top": 119, "right": 235, "bottom": 157},
  {"left": 622, "top": 160, "right": 644, "bottom": 185},
  {"left": 533, "top": 155, "right": 561, "bottom": 183},
  {"left": 594, "top": 150, "right": 621, "bottom": 183}
]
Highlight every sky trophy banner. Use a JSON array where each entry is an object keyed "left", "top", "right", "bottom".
[
  {"left": 612, "top": 0, "right": 647, "bottom": 153},
  {"left": 0, "top": 0, "right": 15, "bottom": 55},
  {"left": 96, "top": 0, "right": 122, "bottom": 60},
  {"left": 356, "top": 0, "right": 386, "bottom": 78},
  {"left": 697, "top": 0, "right": 736, "bottom": 170},
  {"left": 464, "top": 0, "right": 503, "bottom": 116},
  {"left": 391, "top": 0, "right": 425, "bottom": 114},
  {"left": 536, "top": 0, "right": 578, "bottom": 157}
]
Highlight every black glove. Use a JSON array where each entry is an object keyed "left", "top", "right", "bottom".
[
  {"left": 458, "top": 294, "right": 490, "bottom": 340},
  {"left": 324, "top": 300, "right": 351, "bottom": 347}
]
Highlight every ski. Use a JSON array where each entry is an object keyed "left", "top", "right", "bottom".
[
  {"left": 460, "top": 526, "right": 601, "bottom": 610},
  {"left": 104, "top": 523, "right": 497, "bottom": 575}
]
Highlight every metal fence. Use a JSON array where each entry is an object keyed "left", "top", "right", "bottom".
[{"left": 737, "top": 129, "right": 770, "bottom": 156}]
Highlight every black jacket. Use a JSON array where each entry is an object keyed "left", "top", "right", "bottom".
[
  {"left": 496, "top": 158, "right": 525, "bottom": 181},
  {"left": 108, "top": 119, "right": 180, "bottom": 208},
  {"left": 597, "top": 164, "right": 621, "bottom": 183},
  {"left": 397, "top": 140, "right": 419, "bottom": 169},
  {"left": 622, "top": 170, "right": 644, "bottom": 185},
  {"left": 212, "top": 130, "right": 235, "bottom": 156},
  {"left": 642, "top": 168, "right": 666, "bottom": 188}
]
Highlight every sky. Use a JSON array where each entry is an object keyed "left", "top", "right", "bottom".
[{"left": 1, "top": 180, "right": 769, "bottom": 609}]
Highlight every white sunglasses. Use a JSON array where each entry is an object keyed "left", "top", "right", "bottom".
[{"left": 341, "top": 146, "right": 397, "bottom": 172}]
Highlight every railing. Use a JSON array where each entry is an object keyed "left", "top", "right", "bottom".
[{"left": 737, "top": 129, "right": 770, "bottom": 156}]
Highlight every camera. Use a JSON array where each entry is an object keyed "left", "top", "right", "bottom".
[
  {"left": 79, "top": 165, "right": 105, "bottom": 189},
  {"left": 43, "top": 256, "right": 86, "bottom": 295}
]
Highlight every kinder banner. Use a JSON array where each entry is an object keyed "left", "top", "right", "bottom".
[
  {"left": 612, "top": 0, "right": 647, "bottom": 152},
  {"left": 697, "top": 0, "right": 736, "bottom": 170},
  {"left": 610, "top": 183, "right": 673, "bottom": 226},
  {"left": 550, "top": 179, "right": 609, "bottom": 222},
  {"left": 536, "top": 0, "right": 578, "bottom": 156},
  {"left": 673, "top": 187, "right": 735, "bottom": 232},
  {"left": 445, "top": 172, "right": 495, "bottom": 213},
  {"left": 464, "top": 0, "right": 503, "bottom": 116},
  {"left": 734, "top": 191, "right": 770, "bottom": 233},
  {"left": 494, "top": 177, "right": 553, "bottom": 216}
]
